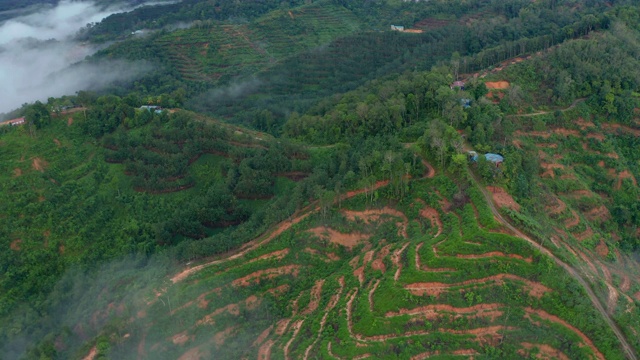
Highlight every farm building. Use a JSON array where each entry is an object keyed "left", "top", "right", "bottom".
[
  {"left": 390, "top": 25, "right": 405, "bottom": 31},
  {"left": 485, "top": 153, "right": 504, "bottom": 166},
  {"left": 0, "top": 117, "right": 25, "bottom": 126},
  {"left": 467, "top": 151, "right": 504, "bottom": 167},
  {"left": 451, "top": 81, "right": 465, "bottom": 90},
  {"left": 140, "top": 105, "right": 164, "bottom": 114}
]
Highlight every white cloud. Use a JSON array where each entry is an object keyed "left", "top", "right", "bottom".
[{"left": 0, "top": 1, "right": 167, "bottom": 114}]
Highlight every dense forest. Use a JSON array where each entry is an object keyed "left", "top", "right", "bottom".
[{"left": 2, "top": 0, "right": 640, "bottom": 359}]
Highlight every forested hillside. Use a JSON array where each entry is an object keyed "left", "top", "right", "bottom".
[{"left": 1, "top": 0, "right": 640, "bottom": 359}]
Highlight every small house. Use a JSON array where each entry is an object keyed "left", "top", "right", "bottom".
[
  {"left": 451, "top": 81, "right": 465, "bottom": 90},
  {"left": 390, "top": 25, "right": 405, "bottom": 31},
  {"left": 1, "top": 117, "right": 25, "bottom": 126},
  {"left": 140, "top": 105, "right": 164, "bottom": 114},
  {"left": 467, "top": 151, "right": 478, "bottom": 162}
]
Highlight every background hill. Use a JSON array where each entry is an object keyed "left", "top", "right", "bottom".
[{"left": 1, "top": 0, "right": 640, "bottom": 359}]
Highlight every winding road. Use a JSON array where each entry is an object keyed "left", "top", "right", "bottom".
[{"left": 469, "top": 170, "right": 637, "bottom": 360}]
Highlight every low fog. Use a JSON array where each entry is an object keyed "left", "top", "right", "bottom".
[{"left": 0, "top": 1, "right": 166, "bottom": 114}]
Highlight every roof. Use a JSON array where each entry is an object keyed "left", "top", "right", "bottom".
[
  {"left": 0, "top": 117, "right": 25, "bottom": 126},
  {"left": 485, "top": 153, "right": 504, "bottom": 163}
]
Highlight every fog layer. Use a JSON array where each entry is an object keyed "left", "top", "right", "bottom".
[{"left": 0, "top": 1, "right": 157, "bottom": 113}]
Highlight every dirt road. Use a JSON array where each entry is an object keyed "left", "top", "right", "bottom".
[{"left": 469, "top": 170, "right": 637, "bottom": 360}]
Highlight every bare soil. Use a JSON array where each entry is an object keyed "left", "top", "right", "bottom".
[
  {"left": 10, "top": 239, "right": 21, "bottom": 251},
  {"left": 283, "top": 320, "right": 304, "bottom": 360},
  {"left": 587, "top": 133, "right": 606, "bottom": 140},
  {"left": 195, "top": 303, "right": 240, "bottom": 326},
  {"left": 525, "top": 308, "right": 605, "bottom": 360},
  {"left": 258, "top": 340, "right": 274, "bottom": 360},
  {"left": 564, "top": 210, "right": 580, "bottom": 228},
  {"left": 574, "top": 226, "right": 593, "bottom": 241},
  {"left": 213, "top": 326, "right": 237, "bottom": 347},
  {"left": 249, "top": 249, "right": 290, "bottom": 263},
  {"left": 177, "top": 346, "right": 208, "bottom": 360},
  {"left": 420, "top": 206, "right": 442, "bottom": 237},
  {"left": 586, "top": 205, "right": 610, "bottom": 222},
  {"left": 540, "top": 163, "right": 564, "bottom": 178},
  {"left": 266, "top": 284, "right": 289, "bottom": 297},
  {"left": 575, "top": 117, "right": 595, "bottom": 130},
  {"left": 393, "top": 242, "right": 410, "bottom": 281},
  {"left": 342, "top": 207, "right": 409, "bottom": 238},
  {"left": 172, "top": 331, "right": 191, "bottom": 346},
  {"left": 456, "top": 251, "right": 532, "bottom": 263},
  {"left": 519, "top": 343, "right": 569, "bottom": 360},
  {"left": 487, "top": 186, "right": 520, "bottom": 211},
  {"left": 386, "top": 303, "right": 503, "bottom": 322},
  {"left": 405, "top": 274, "right": 551, "bottom": 298},
  {"left": 82, "top": 346, "right": 97, "bottom": 360},
  {"left": 602, "top": 123, "right": 640, "bottom": 136},
  {"left": 13, "top": 168, "right": 22, "bottom": 177},
  {"left": 232, "top": 265, "right": 301, "bottom": 287},
  {"left": 307, "top": 227, "right": 369, "bottom": 249},
  {"left": 615, "top": 170, "right": 637, "bottom": 190},
  {"left": 32, "top": 157, "right": 48, "bottom": 172},
  {"left": 302, "top": 280, "right": 324, "bottom": 315},
  {"left": 485, "top": 81, "right": 510, "bottom": 89},
  {"left": 545, "top": 197, "right": 566, "bottom": 215},
  {"left": 595, "top": 240, "right": 609, "bottom": 258},
  {"left": 416, "top": 242, "right": 455, "bottom": 272}
]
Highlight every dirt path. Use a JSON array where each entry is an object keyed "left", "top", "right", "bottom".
[
  {"left": 368, "top": 280, "right": 380, "bottom": 312},
  {"left": 303, "top": 277, "right": 344, "bottom": 360},
  {"left": 405, "top": 274, "right": 550, "bottom": 298},
  {"left": 393, "top": 242, "right": 410, "bottom": 281},
  {"left": 283, "top": 320, "right": 304, "bottom": 360},
  {"left": 469, "top": 170, "right": 638, "bottom": 360}
]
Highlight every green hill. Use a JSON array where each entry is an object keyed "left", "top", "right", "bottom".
[{"left": 2, "top": 0, "right": 640, "bottom": 359}]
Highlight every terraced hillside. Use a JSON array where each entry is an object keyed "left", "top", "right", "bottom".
[{"left": 72, "top": 165, "right": 635, "bottom": 360}]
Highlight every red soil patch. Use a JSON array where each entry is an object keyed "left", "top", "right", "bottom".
[
  {"left": 485, "top": 81, "right": 510, "bottom": 89},
  {"left": 512, "top": 139, "right": 523, "bottom": 148},
  {"left": 545, "top": 197, "right": 566, "bottom": 215},
  {"left": 258, "top": 340, "right": 274, "bottom": 360},
  {"left": 67, "top": 117, "right": 73, "bottom": 126},
  {"left": 422, "top": 159, "right": 435, "bottom": 178},
  {"left": 353, "top": 266, "right": 365, "bottom": 285},
  {"left": 575, "top": 117, "right": 595, "bottom": 130},
  {"left": 368, "top": 280, "right": 380, "bottom": 312},
  {"left": 519, "top": 343, "right": 569, "bottom": 360},
  {"left": 266, "top": 284, "right": 289, "bottom": 297},
  {"left": 585, "top": 205, "right": 610, "bottom": 222},
  {"left": 456, "top": 251, "right": 532, "bottom": 263},
  {"left": 342, "top": 207, "right": 409, "bottom": 238},
  {"left": 172, "top": 331, "right": 191, "bottom": 346},
  {"left": 393, "top": 242, "right": 410, "bottom": 281},
  {"left": 386, "top": 303, "right": 503, "bottom": 322},
  {"left": 587, "top": 133, "right": 605, "bottom": 141},
  {"left": 275, "top": 318, "right": 291, "bottom": 336},
  {"left": 606, "top": 152, "right": 619, "bottom": 159},
  {"left": 249, "top": 249, "right": 290, "bottom": 263},
  {"left": 602, "top": 123, "right": 640, "bottom": 136},
  {"left": 82, "top": 346, "right": 97, "bottom": 360},
  {"left": 308, "top": 227, "right": 369, "bottom": 249},
  {"left": 487, "top": 186, "right": 520, "bottom": 211},
  {"left": 554, "top": 128, "right": 580, "bottom": 137},
  {"left": 564, "top": 210, "right": 580, "bottom": 228},
  {"left": 177, "top": 346, "right": 208, "bottom": 360},
  {"left": 363, "top": 250, "right": 374, "bottom": 264},
  {"left": 620, "top": 275, "right": 631, "bottom": 293},
  {"left": 253, "top": 326, "right": 273, "bottom": 347},
  {"left": 524, "top": 308, "right": 605, "bottom": 360},
  {"left": 196, "top": 303, "right": 240, "bottom": 326},
  {"left": 53, "top": 138, "right": 61, "bottom": 147},
  {"left": 406, "top": 274, "right": 550, "bottom": 298},
  {"left": 372, "top": 244, "right": 392, "bottom": 273},
  {"left": 420, "top": 206, "right": 442, "bottom": 237},
  {"left": 515, "top": 130, "right": 550, "bottom": 139},
  {"left": 302, "top": 280, "right": 324, "bottom": 315},
  {"left": 614, "top": 170, "right": 637, "bottom": 190},
  {"left": 32, "top": 157, "right": 48, "bottom": 172},
  {"left": 595, "top": 240, "right": 609, "bottom": 257},
  {"left": 283, "top": 320, "right": 304, "bottom": 360},
  {"left": 416, "top": 242, "right": 455, "bottom": 272},
  {"left": 213, "top": 326, "right": 237, "bottom": 347},
  {"left": 536, "top": 143, "right": 558, "bottom": 148},
  {"left": 303, "top": 247, "right": 339, "bottom": 262},
  {"left": 13, "top": 168, "right": 22, "bottom": 177},
  {"left": 574, "top": 226, "right": 593, "bottom": 241},
  {"left": 634, "top": 292, "right": 640, "bottom": 301},
  {"left": 232, "top": 265, "right": 301, "bottom": 287},
  {"left": 412, "top": 350, "right": 478, "bottom": 360},
  {"left": 10, "top": 239, "right": 22, "bottom": 251},
  {"left": 246, "top": 295, "right": 261, "bottom": 310},
  {"left": 540, "top": 163, "right": 564, "bottom": 178}
]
